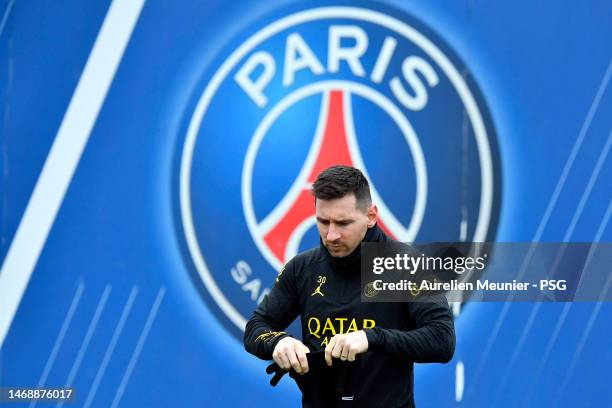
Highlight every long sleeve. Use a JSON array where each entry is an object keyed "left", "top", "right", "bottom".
[
  {"left": 244, "top": 259, "right": 301, "bottom": 360},
  {"left": 364, "top": 295, "right": 455, "bottom": 363}
]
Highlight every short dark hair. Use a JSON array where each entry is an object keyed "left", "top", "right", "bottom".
[{"left": 312, "top": 166, "right": 372, "bottom": 210}]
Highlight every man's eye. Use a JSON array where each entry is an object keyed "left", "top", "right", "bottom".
[{"left": 318, "top": 220, "right": 329, "bottom": 225}]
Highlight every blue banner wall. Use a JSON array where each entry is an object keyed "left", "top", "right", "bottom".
[{"left": 1, "top": 0, "right": 611, "bottom": 406}]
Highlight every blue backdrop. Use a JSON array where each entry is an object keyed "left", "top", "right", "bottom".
[{"left": 1, "top": 0, "right": 611, "bottom": 407}]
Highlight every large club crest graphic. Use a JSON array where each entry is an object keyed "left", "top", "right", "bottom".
[
  {"left": 177, "top": 6, "right": 501, "bottom": 336},
  {"left": 242, "top": 84, "right": 428, "bottom": 271}
]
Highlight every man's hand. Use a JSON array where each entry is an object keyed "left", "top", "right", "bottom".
[
  {"left": 272, "top": 337, "right": 310, "bottom": 375},
  {"left": 325, "top": 330, "right": 368, "bottom": 366}
]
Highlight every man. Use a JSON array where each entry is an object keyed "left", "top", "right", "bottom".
[{"left": 244, "top": 166, "right": 455, "bottom": 407}]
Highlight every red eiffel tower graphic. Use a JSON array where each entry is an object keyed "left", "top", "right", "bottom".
[{"left": 260, "top": 90, "right": 396, "bottom": 266}]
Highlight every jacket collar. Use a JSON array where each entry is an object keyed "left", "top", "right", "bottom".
[{"left": 320, "top": 223, "right": 387, "bottom": 274}]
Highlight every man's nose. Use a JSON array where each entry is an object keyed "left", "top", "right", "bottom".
[{"left": 327, "top": 225, "right": 340, "bottom": 241}]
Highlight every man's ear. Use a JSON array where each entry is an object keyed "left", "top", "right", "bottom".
[{"left": 367, "top": 204, "right": 378, "bottom": 228}]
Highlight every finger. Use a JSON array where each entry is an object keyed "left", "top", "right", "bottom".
[
  {"left": 340, "top": 343, "right": 350, "bottom": 361},
  {"left": 287, "top": 348, "right": 302, "bottom": 374},
  {"left": 275, "top": 350, "right": 290, "bottom": 371},
  {"left": 332, "top": 338, "right": 345, "bottom": 359},
  {"left": 301, "top": 344, "right": 311, "bottom": 373},
  {"left": 325, "top": 337, "right": 336, "bottom": 366},
  {"left": 348, "top": 345, "right": 357, "bottom": 362},
  {"left": 336, "top": 338, "right": 349, "bottom": 361},
  {"left": 296, "top": 347, "right": 309, "bottom": 374}
]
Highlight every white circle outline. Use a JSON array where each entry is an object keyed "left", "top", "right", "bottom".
[
  {"left": 241, "top": 80, "right": 428, "bottom": 271},
  {"left": 179, "top": 7, "right": 495, "bottom": 331}
]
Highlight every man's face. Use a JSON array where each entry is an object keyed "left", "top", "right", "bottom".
[{"left": 315, "top": 194, "right": 378, "bottom": 258}]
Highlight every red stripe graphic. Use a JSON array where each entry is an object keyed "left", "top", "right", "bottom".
[{"left": 262, "top": 91, "right": 394, "bottom": 264}]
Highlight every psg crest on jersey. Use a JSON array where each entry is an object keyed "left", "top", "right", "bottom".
[{"left": 175, "top": 4, "right": 502, "bottom": 338}]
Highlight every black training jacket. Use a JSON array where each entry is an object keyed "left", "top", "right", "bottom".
[{"left": 244, "top": 224, "right": 455, "bottom": 407}]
